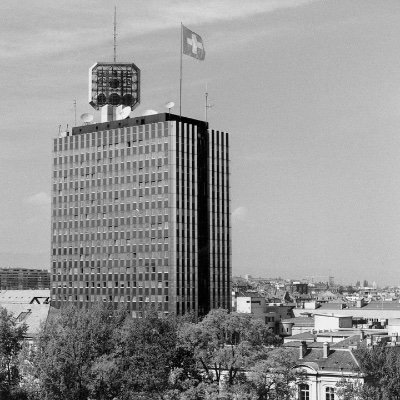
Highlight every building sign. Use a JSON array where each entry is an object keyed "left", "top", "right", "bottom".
[{"left": 89, "top": 62, "right": 140, "bottom": 110}]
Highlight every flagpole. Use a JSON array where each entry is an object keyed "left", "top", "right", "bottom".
[{"left": 179, "top": 22, "right": 183, "bottom": 118}]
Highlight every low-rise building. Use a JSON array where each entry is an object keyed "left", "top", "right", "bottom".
[
  {"left": 236, "top": 294, "right": 294, "bottom": 334},
  {"left": 281, "top": 315, "right": 315, "bottom": 336},
  {"left": 278, "top": 340, "right": 364, "bottom": 400},
  {"left": 314, "top": 314, "right": 352, "bottom": 331},
  {"left": 0, "top": 290, "right": 50, "bottom": 342},
  {"left": 294, "top": 301, "right": 400, "bottom": 328}
]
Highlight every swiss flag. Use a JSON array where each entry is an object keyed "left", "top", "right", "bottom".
[{"left": 182, "top": 25, "right": 205, "bottom": 61}]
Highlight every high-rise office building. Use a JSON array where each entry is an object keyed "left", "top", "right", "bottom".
[{"left": 50, "top": 113, "right": 231, "bottom": 316}]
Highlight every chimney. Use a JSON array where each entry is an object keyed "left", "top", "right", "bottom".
[
  {"left": 391, "top": 333, "right": 398, "bottom": 346},
  {"left": 323, "top": 342, "right": 329, "bottom": 359},
  {"left": 299, "top": 341, "right": 307, "bottom": 359}
]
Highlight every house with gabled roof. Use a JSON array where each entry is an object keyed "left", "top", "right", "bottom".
[{"left": 278, "top": 340, "right": 364, "bottom": 400}]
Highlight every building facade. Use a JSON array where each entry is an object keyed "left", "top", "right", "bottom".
[
  {"left": 51, "top": 113, "right": 231, "bottom": 316},
  {"left": 0, "top": 268, "right": 50, "bottom": 290},
  {"left": 281, "top": 341, "right": 363, "bottom": 400}
]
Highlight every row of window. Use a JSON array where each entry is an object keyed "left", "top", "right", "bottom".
[
  {"left": 54, "top": 143, "right": 169, "bottom": 165},
  {"left": 52, "top": 294, "right": 170, "bottom": 303},
  {"left": 53, "top": 191, "right": 169, "bottom": 205},
  {"left": 52, "top": 241, "right": 170, "bottom": 255},
  {"left": 53, "top": 203, "right": 169, "bottom": 218},
  {"left": 54, "top": 124, "right": 169, "bottom": 151},
  {"left": 54, "top": 193, "right": 170, "bottom": 208},
  {"left": 53, "top": 265, "right": 166, "bottom": 273},
  {"left": 54, "top": 198, "right": 169, "bottom": 213},
  {"left": 54, "top": 167, "right": 169, "bottom": 181},
  {"left": 53, "top": 224, "right": 167, "bottom": 235},
  {"left": 52, "top": 229, "right": 171, "bottom": 240},
  {"left": 53, "top": 159, "right": 169, "bottom": 180},
  {"left": 55, "top": 280, "right": 168, "bottom": 288},
  {"left": 53, "top": 223, "right": 168, "bottom": 236},
  {"left": 52, "top": 258, "right": 170, "bottom": 268},
  {"left": 299, "top": 384, "right": 335, "bottom": 400}
]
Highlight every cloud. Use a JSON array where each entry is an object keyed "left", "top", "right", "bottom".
[
  {"left": 0, "top": 0, "right": 318, "bottom": 59},
  {"left": 25, "top": 192, "right": 51, "bottom": 206},
  {"left": 232, "top": 206, "right": 249, "bottom": 223}
]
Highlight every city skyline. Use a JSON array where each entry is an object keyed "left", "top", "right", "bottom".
[{"left": 2, "top": 1, "right": 400, "bottom": 285}]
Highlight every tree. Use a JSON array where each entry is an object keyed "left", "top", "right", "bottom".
[
  {"left": 34, "top": 305, "right": 201, "bottom": 400},
  {"left": 18, "top": 343, "right": 41, "bottom": 400},
  {"left": 178, "top": 309, "right": 280, "bottom": 391},
  {"left": 112, "top": 309, "right": 198, "bottom": 399},
  {"left": 247, "top": 348, "right": 304, "bottom": 400},
  {"left": 336, "top": 344, "right": 400, "bottom": 400},
  {"left": 336, "top": 378, "right": 378, "bottom": 400},
  {"left": 0, "top": 307, "right": 28, "bottom": 399},
  {"left": 35, "top": 303, "right": 127, "bottom": 400},
  {"left": 346, "top": 286, "right": 356, "bottom": 294}
]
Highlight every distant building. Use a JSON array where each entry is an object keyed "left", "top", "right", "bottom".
[
  {"left": 286, "top": 282, "right": 308, "bottom": 295},
  {"left": 236, "top": 294, "right": 294, "bottom": 334},
  {"left": 281, "top": 315, "right": 315, "bottom": 336},
  {"left": 314, "top": 314, "right": 352, "bottom": 331},
  {"left": 293, "top": 301, "right": 400, "bottom": 328},
  {"left": 0, "top": 268, "right": 50, "bottom": 290}
]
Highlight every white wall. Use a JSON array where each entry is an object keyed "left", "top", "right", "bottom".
[
  {"left": 314, "top": 314, "right": 352, "bottom": 331},
  {"left": 236, "top": 296, "right": 265, "bottom": 315}
]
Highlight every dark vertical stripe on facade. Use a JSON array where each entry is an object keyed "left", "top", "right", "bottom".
[{"left": 197, "top": 123, "right": 210, "bottom": 316}]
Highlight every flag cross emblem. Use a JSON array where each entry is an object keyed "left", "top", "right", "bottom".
[
  {"left": 187, "top": 33, "right": 203, "bottom": 55},
  {"left": 182, "top": 24, "right": 205, "bottom": 61}
]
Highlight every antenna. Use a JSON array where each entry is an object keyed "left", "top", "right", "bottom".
[
  {"left": 113, "top": 5, "right": 117, "bottom": 62},
  {"left": 205, "top": 84, "right": 213, "bottom": 123},
  {"left": 73, "top": 99, "right": 77, "bottom": 126}
]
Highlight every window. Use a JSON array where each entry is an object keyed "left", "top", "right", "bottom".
[
  {"left": 299, "top": 384, "right": 309, "bottom": 400},
  {"left": 326, "top": 387, "right": 335, "bottom": 400}
]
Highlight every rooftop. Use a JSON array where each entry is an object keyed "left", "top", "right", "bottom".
[
  {"left": 285, "top": 332, "right": 317, "bottom": 341},
  {"left": 0, "top": 290, "right": 50, "bottom": 304},
  {"left": 0, "top": 303, "right": 49, "bottom": 338},
  {"left": 0, "top": 290, "right": 51, "bottom": 338},
  {"left": 282, "top": 316, "right": 315, "bottom": 327},
  {"left": 71, "top": 113, "right": 207, "bottom": 136},
  {"left": 332, "top": 335, "right": 361, "bottom": 349},
  {"left": 280, "top": 345, "right": 361, "bottom": 372}
]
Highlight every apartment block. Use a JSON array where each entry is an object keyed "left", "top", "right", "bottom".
[{"left": 0, "top": 268, "right": 50, "bottom": 290}]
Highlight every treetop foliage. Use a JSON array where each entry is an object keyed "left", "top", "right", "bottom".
[{"left": 1, "top": 305, "right": 298, "bottom": 400}]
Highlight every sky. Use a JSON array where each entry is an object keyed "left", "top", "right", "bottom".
[{"left": 1, "top": 0, "right": 400, "bottom": 286}]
